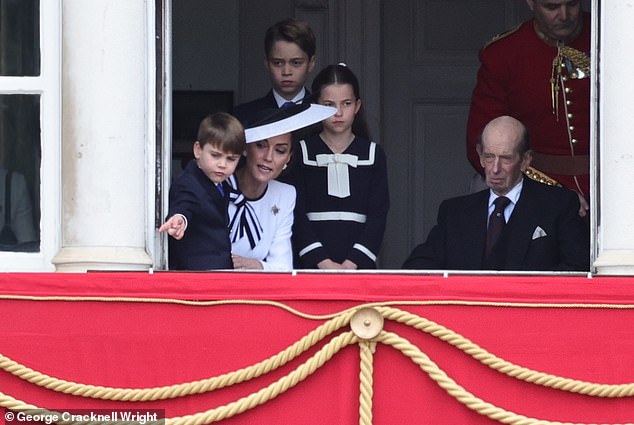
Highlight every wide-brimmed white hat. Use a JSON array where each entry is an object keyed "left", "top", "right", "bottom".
[{"left": 244, "top": 103, "right": 336, "bottom": 143}]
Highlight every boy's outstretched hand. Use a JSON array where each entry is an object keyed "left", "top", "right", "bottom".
[{"left": 159, "top": 215, "right": 186, "bottom": 240}]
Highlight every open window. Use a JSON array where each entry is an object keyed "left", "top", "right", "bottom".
[{"left": 160, "top": 0, "right": 597, "bottom": 272}]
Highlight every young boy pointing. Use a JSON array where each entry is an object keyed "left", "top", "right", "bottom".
[{"left": 159, "top": 112, "right": 245, "bottom": 270}]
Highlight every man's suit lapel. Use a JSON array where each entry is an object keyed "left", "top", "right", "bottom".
[
  {"left": 456, "top": 190, "right": 489, "bottom": 269},
  {"left": 264, "top": 91, "right": 278, "bottom": 109},
  {"left": 504, "top": 179, "right": 539, "bottom": 268}
]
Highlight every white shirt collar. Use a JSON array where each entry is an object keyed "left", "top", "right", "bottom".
[
  {"left": 273, "top": 87, "right": 306, "bottom": 108},
  {"left": 488, "top": 179, "right": 523, "bottom": 208},
  {"left": 487, "top": 179, "right": 524, "bottom": 223}
]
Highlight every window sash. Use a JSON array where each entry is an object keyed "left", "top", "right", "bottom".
[{"left": 0, "top": 0, "right": 60, "bottom": 271}]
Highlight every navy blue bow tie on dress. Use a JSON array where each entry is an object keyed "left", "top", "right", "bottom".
[
  {"left": 485, "top": 196, "right": 510, "bottom": 258},
  {"left": 216, "top": 183, "right": 224, "bottom": 197},
  {"left": 228, "top": 186, "right": 263, "bottom": 250}
]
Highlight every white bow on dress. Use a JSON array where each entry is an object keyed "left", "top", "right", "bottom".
[{"left": 315, "top": 153, "right": 358, "bottom": 198}]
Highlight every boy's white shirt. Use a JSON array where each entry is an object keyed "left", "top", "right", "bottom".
[{"left": 273, "top": 87, "right": 306, "bottom": 107}]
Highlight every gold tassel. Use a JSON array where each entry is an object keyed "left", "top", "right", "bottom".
[{"left": 550, "top": 42, "right": 564, "bottom": 121}]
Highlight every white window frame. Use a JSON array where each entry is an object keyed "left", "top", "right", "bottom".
[
  {"left": 0, "top": 0, "right": 61, "bottom": 271},
  {"left": 151, "top": 0, "right": 172, "bottom": 270}
]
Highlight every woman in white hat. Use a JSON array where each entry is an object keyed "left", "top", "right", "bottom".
[{"left": 228, "top": 103, "right": 335, "bottom": 270}]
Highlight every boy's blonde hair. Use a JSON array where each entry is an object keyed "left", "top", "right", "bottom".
[{"left": 197, "top": 112, "right": 245, "bottom": 154}]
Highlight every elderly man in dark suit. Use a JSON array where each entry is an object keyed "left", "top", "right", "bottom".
[{"left": 403, "top": 115, "right": 589, "bottom": 271}]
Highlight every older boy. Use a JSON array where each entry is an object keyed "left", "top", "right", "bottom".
[
  {"left": 233, "top": 18, "right": 316, "bottom": 127},
  {"left": 159, "top": 112, "right": 245, "bottom": 270}
]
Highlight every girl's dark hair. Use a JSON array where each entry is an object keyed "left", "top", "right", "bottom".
[{"left": 311, "top": 64, "right": 371, "bottom": 140}]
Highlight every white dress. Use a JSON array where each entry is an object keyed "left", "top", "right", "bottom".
[{"left": 227, "top": 176, "right": 296, "bottom": 271}]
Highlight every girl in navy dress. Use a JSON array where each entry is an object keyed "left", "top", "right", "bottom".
[{"left": 290, "top": 64, "right": 390, "bottom": 269}]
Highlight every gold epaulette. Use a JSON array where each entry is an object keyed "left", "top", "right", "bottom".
[
  {"left": 524, "top": 166, "right": 562, "bottom": 187},
  {"left": 559, "top": 45, "right": 590, "bottom": 76},
  {"left": 483, "top": 23, "right": 523, "bottom": 49}
]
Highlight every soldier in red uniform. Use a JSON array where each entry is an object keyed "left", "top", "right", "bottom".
[{"left": 467, "top": 0, "right": 590, "bottom": 217}]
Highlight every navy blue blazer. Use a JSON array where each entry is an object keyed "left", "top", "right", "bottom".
[
  {"left": 233, "top": 89, "right": 315, "bottom": 127},
  {"left": 233, "top": 91, "right": 279, "bottom": 127},
  {"left": 167, "top": 160, "right": 232, "bottom": 270},
  {"left": 403, "top": 178, "right": 589, "bottom": 271}
]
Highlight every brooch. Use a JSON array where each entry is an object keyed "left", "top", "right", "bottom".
[{"left": 271, "top": 205, "right": 279, "bottom": 215}]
